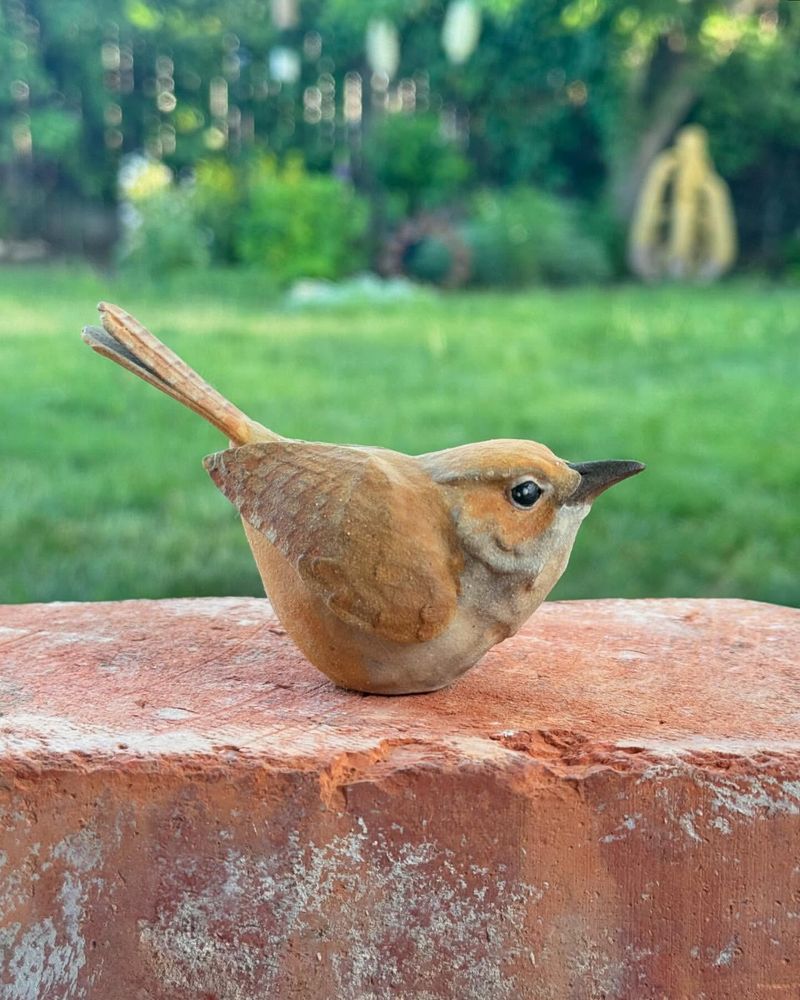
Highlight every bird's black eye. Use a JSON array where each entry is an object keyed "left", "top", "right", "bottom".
[{"left": 509, "top": 480, "right": 542, "bottom": 509}]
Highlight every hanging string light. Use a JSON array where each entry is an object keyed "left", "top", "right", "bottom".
[
  {"left": 269, "top": 47, "right": 301, "bottom": 84},
  {"left": 442, "top": 0, "right": 482, "bottom": 64},
  {"left": 366, "top": 19, "right": 400, "bottom": 81},
  {"left": 270, "top": 0, "right": 298, "bottom": 30}
]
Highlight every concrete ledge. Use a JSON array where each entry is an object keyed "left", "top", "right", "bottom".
[{"left": 1, "top": 596, "right": 799, "bottom": 999}]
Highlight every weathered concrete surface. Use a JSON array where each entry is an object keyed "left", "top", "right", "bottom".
[{"left": 0, "top": 597, "right": 798, "bottom": 1000}]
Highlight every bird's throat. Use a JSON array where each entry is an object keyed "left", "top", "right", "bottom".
[{"left": 453, "top": 502, "right": 589, "bottom": 635}]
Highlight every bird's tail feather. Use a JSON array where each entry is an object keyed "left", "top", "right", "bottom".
[{"left": 82, "top": 302, "right": 276, "bottom": 445}]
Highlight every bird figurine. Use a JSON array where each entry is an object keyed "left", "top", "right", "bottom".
[{"left": 82, "top": 303, "right": 644, "bottom": 695}]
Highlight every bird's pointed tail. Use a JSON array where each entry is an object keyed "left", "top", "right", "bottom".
[{"left": 82, "top": 302, "right": 277, "bottom": 445}]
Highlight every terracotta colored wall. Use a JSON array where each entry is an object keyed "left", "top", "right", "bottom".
[{"left": 1, "top": 597, "right": 798, "bottom": 999}]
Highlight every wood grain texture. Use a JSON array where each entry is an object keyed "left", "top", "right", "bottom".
[
  {"left": 82, "top": 302, "right": 643, "bottom": 693},
  {"left": 205, "top": 442, "right": 461, "bottom": 644},
  {"left": 92, "top": 302, "right": 275, "bottom": 445}
]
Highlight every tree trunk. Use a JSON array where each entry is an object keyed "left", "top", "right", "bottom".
[{"left": 609, "top": 52, "right": 701, "bottom": 223}]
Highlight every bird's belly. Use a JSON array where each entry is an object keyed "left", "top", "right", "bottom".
[{"left": 242, "top": 520, "right": 501, "bottom": 694}]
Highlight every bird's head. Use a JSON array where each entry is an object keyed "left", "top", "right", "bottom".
[{"left": 419, "top": 439, "right": 644, "bottom": 578}]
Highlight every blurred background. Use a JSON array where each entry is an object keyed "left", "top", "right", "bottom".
[{"left": 0, "top": 0, "right": 797, "bottom": 607}]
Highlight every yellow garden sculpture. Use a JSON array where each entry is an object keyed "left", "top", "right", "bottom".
[{"left": 629, "top": 125, "right": 737, "bottom": 282}]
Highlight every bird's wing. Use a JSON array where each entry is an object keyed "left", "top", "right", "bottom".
[{"left": 204, "top": 442, "right": 461, "bottom": 644}]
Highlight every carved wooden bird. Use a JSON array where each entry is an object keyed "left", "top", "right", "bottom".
[{"left": 82, "top": 303, "right": 644, "bottom": 695}]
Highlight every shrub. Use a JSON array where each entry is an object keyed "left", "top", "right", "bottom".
[
  {"left": 116, "top": 153, "right": 367, "bottom": 284},
  {"left": 117, "top": 185, "right": 210, "bottom": 278},
  {"left": 404, "top": 236, "right": 455, "bottom": 285},
  {"left": 363, "top": 113, "right": 471, "bottom": 218},
  {"left": 465, "top": 187, "right": 611, "bottom": 286},
  {"left": 234, "top": 155, "right": 368, "bottom": 285},
  {"left": 781, "top": 227, "right": 800, "bottom": 280},
  {"left": 192, "top": 159, "right": 241, "bottom": 264}
]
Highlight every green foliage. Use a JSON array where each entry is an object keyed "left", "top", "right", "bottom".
[
  {"left": 28, "top": 109, "right": 82, "bottom": 158},
  {"left": 405, "top": 237, "right": 455, "bottom": 285},
  {"left": 1, "top": 0, "right": 799, "bottom": 266},
  {"left": 466, "top": 187, "right": 611, "bottom": 285},
  {"left": 118, "top": 186, "right": 211, "bottom": 277},
  {"left": 781, "top": 228, "right": 800, "bottom": 282},
  {"left": 117, "top": 153, "right": 368, "bottom": 283},
  {"left": 192, "top": 159, "right": 242, "bottom": 263},
  {"left": 234, "top": 155, "right": 369, "bottom": 284},
  {"left": 431, "top": 0, "right": 609, "bottom": 196},
  {"left": 694, "top": 6, "right": 800, "bottom": 270},
  {"left": 363, "top": 114, "right": 472, "bottom": 217}
]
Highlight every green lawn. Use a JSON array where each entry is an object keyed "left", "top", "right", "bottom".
[{"left": 1, "top": 265, "right": 798, "bottom": 607}]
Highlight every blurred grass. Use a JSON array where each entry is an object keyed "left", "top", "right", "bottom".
[{"left": 0, "top": 264, "right": 798, "bottom": 607}]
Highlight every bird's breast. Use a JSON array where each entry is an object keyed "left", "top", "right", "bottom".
[{"left": 237, "top": 502, "right": 588, "bottom": 695}]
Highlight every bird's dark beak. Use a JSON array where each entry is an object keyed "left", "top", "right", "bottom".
[{"left": 566, "top": 460, "right": 645, "bottom": 504}]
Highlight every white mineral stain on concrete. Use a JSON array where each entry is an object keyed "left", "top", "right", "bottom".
[
  {"left": 157, "top": 597, "right": 274, "bottom": 619},
  {"left": 639, "top": 764, "right": 800, "bottom": 824},
  {"left": 42, "top": 631, "right": 115, "bottom": 646},
  {"left": 1, "top": 826, "right": 103, "bottom": 999},
  {"left": 638, "top": 737, "right": 800, "bottom": 757},
  {"left": 0, "top": 627, "right": 30, "bottom": 640},
  {"left": 154, "top": 707, "right": 195, "bottom": 721},
  {"left": 707, "top": 776, "right": 800, "bottom": 819},
  {"left": 0, "top": 714, "right": 224, "bottom": 757},
  {"left": 713, "top": 937, "right": 739, "bottom": 967},
  {"left": 679, "top": 812, "right": 704, "bottom": 843},
  {"left": 600, "top": 814, "right": 641, "bottom": 844},
  {"left": 53, "top": 828, "right": 103, "bottom": 873},
  {"left": 139, "top": 819, "right": 544, "bottom": 1000},
  {"left": 4, "top": 707, "right": 800, "bottom": 791},
  {"left": 0, "top": 715, "right": 534, "bottom": 777},
  {"left": 591, "top": 601, "right": 694, "bottom": 634},
  {"left": 541, "top": 916, "right": 656, "bottom": 1000}
]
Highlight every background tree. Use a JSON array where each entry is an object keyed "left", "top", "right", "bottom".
[{"left": 0, "top": 0, "right": 797, "bottom": 269}]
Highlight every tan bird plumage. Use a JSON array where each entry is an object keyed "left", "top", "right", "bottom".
[{"left": 82, "top": 303, "right": 644, "bottom": 695}]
